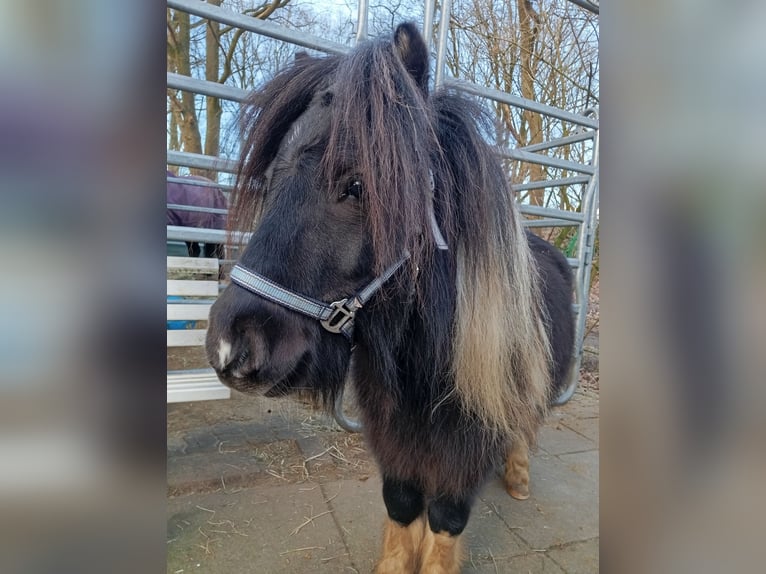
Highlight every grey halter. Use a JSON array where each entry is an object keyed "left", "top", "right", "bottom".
[{"left": 229, "top": 251, "right": 411, "bottom": 340}]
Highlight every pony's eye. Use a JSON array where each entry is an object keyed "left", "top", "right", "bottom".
[{"left": 339, "top": 179, "right": 363, "bottom": 201}]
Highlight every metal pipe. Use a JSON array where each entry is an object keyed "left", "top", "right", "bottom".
[
  {"left": 445, "top": 78, "right": 599, "bottom": 129},
  {"left": 167, "top": 0, "right": 349, "bottom": 55},
  {"left": 167, "top": 225, "right": 252, "bottom": 244},
  {"left": 518, "top": 130, "right": 596, "bottom": 153},
  {"left": 522, "top": 218, "right": 581, "bottom": 228},
  {"left": 512, "top": 175, "right": 590, "bottom": 192},
  {"left": 355, "top": 0, "right": 369, "bottom": 43},
  {"left": 518, "top": 204, "right": 585, "bottom": 222},
  {"left": 166, "top": 176, "right": 234, "bottom": 191},
  {"left": 167, "top": 204, "right": 229, "bottom": 216},
  {"left": 422, "top": 0, "right": 437, "bottom": 49},
  {"left": 433, "top": 0, "right": 452, "bottom": 88},
  {"left": 499, "top": 147, "right": 595, "bottom": 175},
  {"left": 167, "top": 150, "right": 239, "bottom": 174},
  {"left": 333, "top": 386, "right": 363, "bottom": 433},
  {"left": 167, "top": 72, "right": 248, "bottom": 103},
  {"left": 552, "top": 125, "right": 599, "bottom": 406}
]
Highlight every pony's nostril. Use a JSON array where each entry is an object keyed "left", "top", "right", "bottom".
[
  {"left": 213, "top": 329, "right": 268, "bottom": 378},
  {"left": 228, "top": 348, "right": 251, "bottom": 375}
]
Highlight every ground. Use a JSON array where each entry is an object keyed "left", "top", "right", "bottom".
[{"left": 167, "top": 282, "right": 599, "bottom": 573}]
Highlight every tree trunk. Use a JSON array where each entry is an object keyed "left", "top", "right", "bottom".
[
  {"left": 517, "top": 0, "right": 544, "bottom": 206},
  {"left": 204, "top": 0, "right": 223, "bottom": 181},
  {"left": 168, "top": 9, "right": 203, "bottom": 175}
]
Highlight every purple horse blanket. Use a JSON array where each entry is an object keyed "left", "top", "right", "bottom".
[
  {"left": 166, "top": 171, "right": 227, "bottom": 230},
  {"left": 167, "top": 170, "right": 227, "bottom": 258}
]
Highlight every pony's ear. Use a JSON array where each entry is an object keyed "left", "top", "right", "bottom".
[
  {"left": 393, "top": 22, "right": 429, "bottom": 93},
  {"left": 294, "top": 51, "right": 310, "bottom": 62}
]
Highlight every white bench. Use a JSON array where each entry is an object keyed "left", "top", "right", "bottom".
[{"left": 167, "top": 256, "right": 230, "bottom": 403}]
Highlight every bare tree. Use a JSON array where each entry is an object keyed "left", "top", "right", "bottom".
[
  {"left": 167, "top": 0, "right": 292, "bottom": 178},
  {"left": 446, "top": 0, "right": 598, "bottom": 219}
]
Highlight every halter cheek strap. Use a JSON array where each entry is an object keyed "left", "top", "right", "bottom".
[
  {"left": 229, "top": 251, "right": 411, "bottom": 339},
  {"left": 428, "top": 170, "right": 449, "bottom": 251}
]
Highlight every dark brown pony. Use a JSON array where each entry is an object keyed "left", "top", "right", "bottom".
[{"left": 206, "top": 23, "right": 574, "bottom": 573}]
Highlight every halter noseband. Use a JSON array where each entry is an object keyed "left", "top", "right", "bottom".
[{"left": 229, "top": 251, "right": 411, "bottom": 340}]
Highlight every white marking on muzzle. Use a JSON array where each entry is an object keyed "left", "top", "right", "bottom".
[{"left": 218, "top": 340, "right": 232, "bottom": 369}]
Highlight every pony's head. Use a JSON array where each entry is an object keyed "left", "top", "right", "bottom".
[{"left": 206, "top": 23, "right": 439, "bottom": 402}]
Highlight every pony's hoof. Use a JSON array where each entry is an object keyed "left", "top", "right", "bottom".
[{"left": 507, "top": 485, "right": 530, "bottom": 500}]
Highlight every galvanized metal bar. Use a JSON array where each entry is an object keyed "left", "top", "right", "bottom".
[
  {"left": 512, "top": 175, "right": 590, "bottom": 192},
  {"left": 167, "top": 204, "right": 229, "bottom": 216},
  {"left": 167, "top": 150, "right": 239, "bottom": 174},
  {"left": 433, "top": 0, "right": 452, "bottom": 88},
  {"left": 521, "top": 218, "right": 581, "bottom": 228},
  {"left": 518, "top": 130, "right": 596, "bottom": 153},
  {"left": 333, "top": 386, "right": 362, "bottom": 433},
  {"left": 168, "top": 226, "right": 226, "bottom": 244},
  {"left": 518, "top": 204, "right": 585, "bottom": 222},
  {"left": 444, "top": 78, "right": 599, "bottom": 129},
  {"left": 167, "top": 176, "right": 234, "bottom": 191},
  {"left": 499, "top": 147, "right": 595, "bottom": 175},
  {"left": 552, "top": 125, "right": 599, "bottom": 406},
  {"left": 167, "top": 0, "right": 349, "bottom": 55},
  {"left": 355, "top": 0, "right": 369, "bottom": 43},
  {"left": 168, "top": 225, "right": 252, "bottom": 244},
  {"left": 167, "top": 72, "right": 248, "bottom": 103},
  {"left": 422, "top": 0, "right": 437, "bottom": 49},
  {"left": 567, "top": 257, "right": 580, "bottom": 268}
]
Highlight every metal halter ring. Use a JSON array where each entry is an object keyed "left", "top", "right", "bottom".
[{"left": 320, "top": 298, "right": 362, "bottom": 334}]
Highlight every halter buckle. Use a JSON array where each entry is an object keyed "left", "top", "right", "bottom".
[{"left": 321, "top": 298, "right": 362, "bottom": 334}]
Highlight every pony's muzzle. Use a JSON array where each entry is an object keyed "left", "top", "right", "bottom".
[{"left": 205, "top": 283, "right": 311, "bottom": 391}]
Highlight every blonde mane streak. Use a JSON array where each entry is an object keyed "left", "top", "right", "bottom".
[{"left": 452, "top": 216, "right": 552, "bottom": 445}]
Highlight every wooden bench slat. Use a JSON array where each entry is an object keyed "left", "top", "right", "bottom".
[
  {"left": 167, "top": 370, "right": 230, "bottom": 402},
  {"left": 167, "top": 256, "right": 219, "bottom": 274},
  {"left": 167, "top": 279, "right": 218, "bottom": 297},
  {"left": 167, "top": 304, "right": 212, "bottom": 321},
  {"left": 167, "top": 329, "right": 207, "bottom": 347}
]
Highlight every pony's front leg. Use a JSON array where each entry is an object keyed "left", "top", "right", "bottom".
[
  {"left": 420, "top": 495, "right": 471, "bottom": 574},
  {"left": 504, "top": 438, "right": 531, "bottom": 500},
  {"left": 375, "top": 478, "right": 426, "bottom": 574}
]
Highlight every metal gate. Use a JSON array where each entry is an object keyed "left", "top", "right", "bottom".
[{"left": 166, "top": 0, "right": 599, "bottom": 414}]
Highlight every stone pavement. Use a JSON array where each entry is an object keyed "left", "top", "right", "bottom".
[{"left": 167, "top": 386, "right": 599, "bottom": 573}]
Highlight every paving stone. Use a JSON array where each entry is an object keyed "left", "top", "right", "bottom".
[
  {"left": 323, "top": 475, "right": 385, "bottom": 573},
  {"left": 558, "top": 451, "right": 599, "bottom": 485},
  {"left": 547, "top": 538, "right": 599, "bottom": 574},
  {"left": 538, "top": 424, "right": 597, "bottom": 456},
  {"left": 555, "top": 393, "right": 599, "bottom": 420},
  {"left": 464, "top": 497, "right": 530, "bottom": 565},
  {"left": 560, "top": 417, "right": 599, "bottom": 445},
  {"left": 167, "top": 435, "right": 188, "bottom": 456},
  {"left": 183, "top": 429, "right": 221, "bottom": 453},
  {"left": 480, "top": 452, "right": 598, "bottom": 550},
  {"left": 210, "top": 422, "right": 248, "bottom": 443},
  {"left": 167, "top": 483, "right": 353, "bottom": 574},
  {"left": 465, "top": 552, "right": 566, "bottom": 573},
  {"left": 167, "top": 439, "right": 304, "bottom": 496}
]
